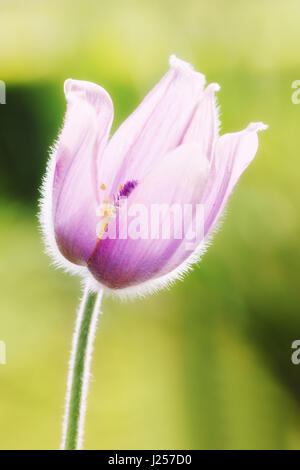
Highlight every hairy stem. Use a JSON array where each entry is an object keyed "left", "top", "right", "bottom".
[{"left": 61, "top": 285, "right": 103, "bottom": 450}]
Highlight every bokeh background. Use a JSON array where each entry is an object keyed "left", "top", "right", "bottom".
[{"left": 0, "top": 0, "right": 300, "bottom": 450}]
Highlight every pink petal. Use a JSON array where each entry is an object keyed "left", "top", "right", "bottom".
[
  {"left": 98, "top": 56, "right": 206, "bottom": 198},
  {"left": 182, "top": 83, "right": 220, "bottom": 161},
  {"left": 88, "top": 143, "right": 210, "bottom": 288},
  {"left": 204, "top": 122, "right": 268, "bottom": 235},
  {"left": 53, "top": 79, "right": 114, "bottom": 265}
]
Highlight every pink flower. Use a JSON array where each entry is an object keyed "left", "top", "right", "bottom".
[{"left": 40, "top": 56, "right": 267, "bottom": 297}]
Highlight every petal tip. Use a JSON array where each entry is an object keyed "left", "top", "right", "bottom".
[
  {"left": 206, "top": 82, "right": 221, "bottom": 93},
  {"left": 246, "top": 122, "right": 268, "bottom": 133},
  {"left": 169, "top": 55, "right": 206, "bottom": 87},
  {"left": 169, "top": 54, "right": 194, "bottom": 72},
  {"left": 63, "top": 79, "right": 114, "bottom": 115},
  {"left": 64, "top": 78, "right": 73, "bottom": 95},
  {"left": 63, "top": 79, "right": 86, "bottom": 100}
]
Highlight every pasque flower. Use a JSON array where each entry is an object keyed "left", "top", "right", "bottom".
[
  {"left": 40, "top": 56, "right": 267, "bottom": 450},
  {"left": 41, "top": 55, "right": 266, "bottom": 297}
]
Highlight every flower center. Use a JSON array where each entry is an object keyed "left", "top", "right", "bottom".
[{"left": 87, "top": 179, "right": 138, "bottom": 265}]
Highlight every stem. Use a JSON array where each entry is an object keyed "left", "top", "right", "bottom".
[{"left": 61, "top": 284, "right": 103, "bottom": 450}]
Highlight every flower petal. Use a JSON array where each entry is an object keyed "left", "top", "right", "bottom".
[
  {"left": 135, "top": 122, "right": 268, "bottom": 288},
  {"left": 53, "top": 79, "right": 114, "bottom": 265},
  {"left": 88, "top": 143, "right": 210, "bottom": 289},
  {"left": 182, "top": 83, "right": 220, "bottom": 161},
  {"left": 98, "top": 56, "right": 206, "bottom": 197},
  {"left": 204, "top": 122, "right": 268, "bottom": 235}
]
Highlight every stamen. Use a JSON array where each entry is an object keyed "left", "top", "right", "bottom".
[
  {"left": 118, "top": 180, "right": 138, "bottom": 199},
  {"left": 88, "top": 180, "right": 138, "bottom": 265},
  {"left": 88, "top": 220, "right": 108, "bottom": 265}
]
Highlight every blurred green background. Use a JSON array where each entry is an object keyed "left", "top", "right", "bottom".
[{"left": 0, "top": 0, "right": 300, "bottom": 450}]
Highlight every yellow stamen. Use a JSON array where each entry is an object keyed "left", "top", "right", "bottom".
[{"left": 88, "top": 221, "right": 108, "bottom": 265}]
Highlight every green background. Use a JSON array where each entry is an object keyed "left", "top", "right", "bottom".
[{"left": 0, "top": 0, "right": 300, "bottom": 450}]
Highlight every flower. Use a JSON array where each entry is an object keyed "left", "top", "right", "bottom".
[{"left": 40, "top": 55, "right": 267, "bottom": 297}]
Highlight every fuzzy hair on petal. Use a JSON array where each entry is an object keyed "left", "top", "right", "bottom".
[{"left": 38, "top": 138, "right": 87, "bottom": 278}]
